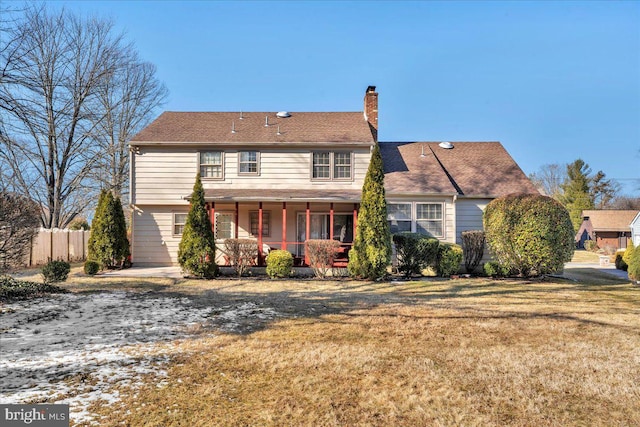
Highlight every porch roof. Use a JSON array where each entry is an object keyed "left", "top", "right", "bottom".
[{"left": 199, "top": 189, "right": 362, "bottom": 203}]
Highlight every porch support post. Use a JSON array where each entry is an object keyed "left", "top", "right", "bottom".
[
  {"left": 329, "top": 202, "right": 334, "bottom": 241},
  {"left": 305, "top": 202, "right": 311, "bottom": 265},
  {"left": 258, "top": 202, "right": 263, "bottom": 265},
  {"left": 353, "top": 203, "right": 358, "bottom": 240},
  {"left": 235, "top": 202, "right": 239, "bottom": 238},
  {"left": 210, "top": 202, "right": 215, "bottom": 234},
  {"left": 281, "top": 202, "right": 287, "bottom": 251}
]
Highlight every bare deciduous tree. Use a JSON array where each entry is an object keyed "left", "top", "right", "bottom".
[
  {"left": 528, "top": 163, "right": 566, "bottom": 200},
  {"left": 0, "top": 5, "right": 166, "bottom": 228}
]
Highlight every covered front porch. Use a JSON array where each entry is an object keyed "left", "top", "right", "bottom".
[{"left": 202, "top": 189, "right": 361, "bottom": 267}]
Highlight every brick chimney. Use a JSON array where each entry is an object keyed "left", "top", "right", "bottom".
[{"left": 364, "top": 85, "right": 378, "bottom": 140}]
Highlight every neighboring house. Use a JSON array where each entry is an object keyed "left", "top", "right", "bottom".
[
  {"left": 630, "top": 212, "right": 640, "bottom": 246},
  {"left": 575, "top": 210, "right": 639, "bottom": 250},
  {"left": 129, "top": 86, "right": 539, "bottom": 266}
]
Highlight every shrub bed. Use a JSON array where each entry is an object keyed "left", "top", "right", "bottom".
[
  {"left": 224, "top": 239, "right": 259, "bottom": 277},
  {"left": 436, "top": 243, "right": 463, "bottom": 277},
  {"left": 392, "top": 233, "right": 438, "bottom": 278},
  {"left": 0, "top": 275, "right": 67, "bottom": 302},
  {"left": 306, "top": 239, "right": 341, "bottom": 278}
]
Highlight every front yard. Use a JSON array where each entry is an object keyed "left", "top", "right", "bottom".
[{"left": 1, "top": 269, "right": 639, "bottom": 426}]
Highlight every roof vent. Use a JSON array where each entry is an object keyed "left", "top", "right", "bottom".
[
  {"left": 231, "top": 120, "right": 236, "bottom": 134},
  {"left": 264, "top": 116, "right": 269, "bottom": 127},
  {"left": 276, "top": 111, "right": 291, "bottom": 118},
  {"left": 439, "top": 141, "right": 454, "bottom": 149},
  {"left": 276, "top": 125, "right": 282, "bottom": 136}
]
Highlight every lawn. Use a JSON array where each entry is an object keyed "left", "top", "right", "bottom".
[{"left": 2, "top": 268, "right": 639, "bottom": 426}]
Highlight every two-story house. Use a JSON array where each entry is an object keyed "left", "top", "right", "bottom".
[{"left": 129, "top": 86, "right": 538, "bottom": 266}]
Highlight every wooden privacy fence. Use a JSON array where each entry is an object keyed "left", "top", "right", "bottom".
[{"left": 26, "top": 228, "right": 90, "bottom": 266}]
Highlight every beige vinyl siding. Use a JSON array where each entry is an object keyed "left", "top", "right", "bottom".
[
  {"left": 455, "top": 198, "right": 491, "bottom": 243},
  {"left": 132, "top": 146, "right": 371, "bottom": 205},
  {"left": 131, "top": 205, "right": 189, "bottom": 265},
  {"left": 455, "top": 198, "right": 492, "bottom": 266},
  {"left": 133, "top": 149, "right": 197, "bottom": 204}
]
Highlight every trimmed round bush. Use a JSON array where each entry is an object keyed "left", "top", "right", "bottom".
[
  {"left": 436, "top": 243, "right": 463, "bottom": 277},
  {"left": 84, "top": 260, "right": 100, "bottom": 275},
  {"left": 266, "top": 250, "right": 294, "bottom": 278},
  {"left": 483, "top": 193, "right": 574, "bottom": 277},
  {"left": 483, "top": 261, "right": 510, "bottom": 277},
  {"left": 392, "top": 232, "right": 439, "bottom": 278},
  {"left": 42, "top": 260, "right": 71, "bottom": 283},
  {"left": 614, "top": 251, "right": 628, "bottom": 271},
  {"left": 623, "top": 242, "right": 635, "bottom": 268}
]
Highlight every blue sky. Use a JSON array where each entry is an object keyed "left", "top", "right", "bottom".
[{"left": 47, "top": 0, "right": 639, "bottom": 195}]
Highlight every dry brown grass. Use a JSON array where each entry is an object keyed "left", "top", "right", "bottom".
[
  {"left": 571, "top": 249, "right": 601, "bottom": 263},
  {"left": 46, "top": 272, "right": 638, "bottom": 427}
]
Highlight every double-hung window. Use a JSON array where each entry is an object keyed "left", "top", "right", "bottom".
[
  {"left": 250, "top": 211, "right": 270, "bottom": 237},
  {"left": 387, "top": 202, "right": 444, "bottom": 238},
  {"left": 200, "top": 151, "right": 223, "bottom": 179},
  {"left": 239, "top": 151, "right": 259, "bottom": 175},
  {"left": 416, "top": 203, "right": 443, "bottom": 237},
  {"left": 311, "top": 151, "right": 352, "bottom": 180},
  {"left": 387, "top": 203, "right": 412, "bottom": 234},
  {"left": 173, "top": 213, "right": 187, "bottom": 236}
]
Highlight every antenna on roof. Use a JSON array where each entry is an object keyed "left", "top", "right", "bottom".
[
  {"left": 231, "top": 120, "right": 236, "bottom": 134},
  {"left": 264, "top": 116, "right": 269, "bottom": 127},
  {"left": 420, "top": 144, "right": 426, "bottom": 157},
  {"left": 239, "top": 111, "right": 244, "bottom": 120},
  {"left": 276, "top": 125, "right": 281, "bottom": 135}
]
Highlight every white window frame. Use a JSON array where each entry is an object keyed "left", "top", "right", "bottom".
[
  {"left": 387, "top": 202, "right": 445, "bottom": 239},
  {"left": 415, "top": 203, "right": 444, "bottom": 238},
  {"left": 199, "top": 151, "right": 224, "bottom": 180},
  {"left": 214, "top": 212, "right": 236, "bottom": 241},
  {"left": 238, "top": 151, "right": 260, "bottom": 175},
  {"left": 311, "top": 151, "right": 353, "bottom": 181},
  {"left": 172, "top": 212, "right": 188, "bottom": 236}
]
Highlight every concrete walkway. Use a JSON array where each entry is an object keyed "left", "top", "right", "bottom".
[
  {"left": 99, "top": 266, "right": 184, "bottom": 279},
  {"left": 563, "top": 262, "right": 629, "bottom": 280}
]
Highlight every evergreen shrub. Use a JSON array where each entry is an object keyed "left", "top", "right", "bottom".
[
  {"left": 348, "top": 143, "right": 391, "bottom": 280},
  {"left": 628, "top": 243, "right": 640, "bottom": 283},
  {"left": 614, "top": 253, "right": 627, "bottom": 271},
  {"left": 42, "top": 260, "right": 70, "bottom": 283},
  {"left": 178, "top": 174, "right": 218, "bottom": 279},
  {"left": 88, "top": 190, "right": 130, "bottom": 269},
  {"left": 436, "top": 243, "right": 463, "bottom": 277},
  {"left": 392, "top": 232, "right": 438, "bottom": 278},
  {"left": 84, "top": 260, "right": 100, "bottom": 275},
  {"left": 623, "top": 242, "right": 635, "bottom": 267},
  {"left": 584, "top": 240, "right": 599, "bottom": 252},
  {"left": 266, "top": 250, "right": 294, "bottom": 278},
  {"left": 484, "top": 193, "right": 574, "bottom": 277},
  {"left": 483, "top": 261, "right": 510, "bottom": 277}
]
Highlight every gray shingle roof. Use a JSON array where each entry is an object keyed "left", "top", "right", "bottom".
[
  {"left": 381, "top": 142, "right": 540, "bottom": 197},
  {"left": 131, "top": 111, "right": 375, "bottom": 144}
]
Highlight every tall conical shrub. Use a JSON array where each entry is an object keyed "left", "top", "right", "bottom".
[
  {"left": 348, "top": 143, "right": 391, "bottom": 279},
  {"left": 178, "top": 174, "right": 217, "bottom": 278},
  {"left": 88, "top": 189, "right": 130, "bottom": 269}
]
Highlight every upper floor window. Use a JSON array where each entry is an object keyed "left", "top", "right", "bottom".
[
  {"left": 311, "top": 151, "right": 352, "bottom": 180},
  {"left": 200, "top": 151, "right": 223, "bottom": 179},
  {"left": 239, "top": 151, "right": 259, "bottom": 175}
]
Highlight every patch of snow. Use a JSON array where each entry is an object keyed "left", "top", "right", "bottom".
[{"left": 0, "top": 291, "right": 214, "bottom": 425}]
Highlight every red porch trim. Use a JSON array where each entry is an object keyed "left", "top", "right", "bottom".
[
  {"left": 305, "top": 202, "right": 311, "bottom": 265},
  {"left": 282, "top": 202, "right": 287, "bottom": 251},
  {"left": 258, "top": 202, "right": 263, "bottom": 265},
  {"left": 329, "top": 202, "right": 334, "bottom": 241}
]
